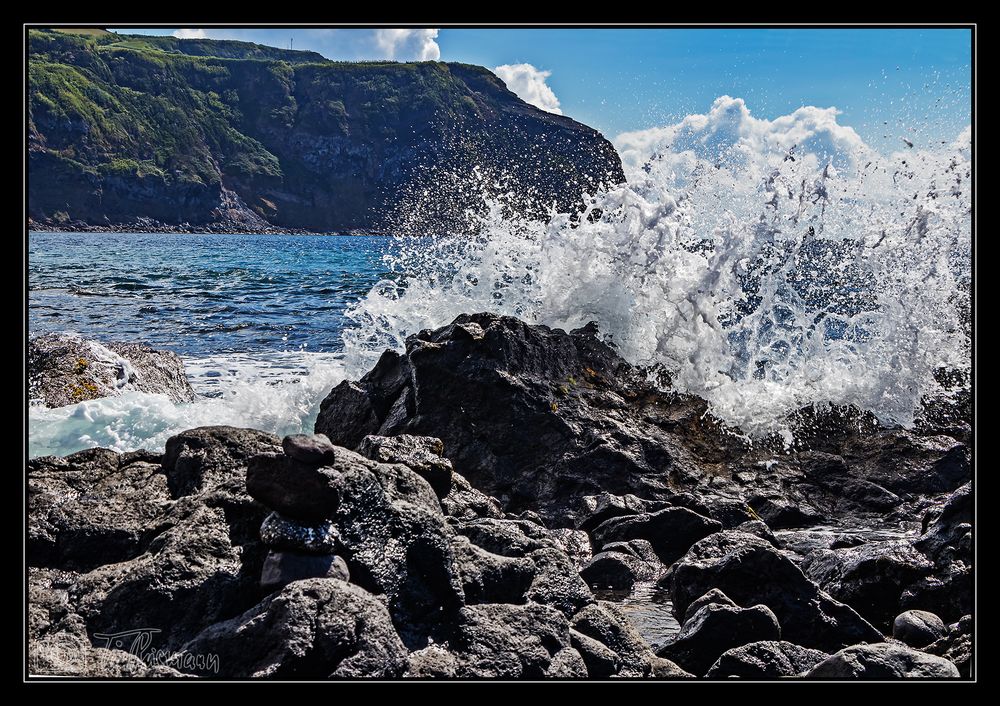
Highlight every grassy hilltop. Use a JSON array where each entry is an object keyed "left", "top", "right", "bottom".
[{"left": 28, "top": 29, "right": 624, "bottom": 233}]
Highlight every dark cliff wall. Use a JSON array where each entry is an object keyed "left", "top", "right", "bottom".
[{"left": 28, "top": 30, "right": 625, "bottom": 234}]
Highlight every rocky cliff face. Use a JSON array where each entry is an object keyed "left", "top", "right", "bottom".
[{"left": 28, "top": 30, "right": 625, "bottom": 234}]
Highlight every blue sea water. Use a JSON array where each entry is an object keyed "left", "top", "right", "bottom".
[
  {"left": 28, "top": 232, "right": 407, "bottom": 458},
  {"left": 29, "top": 232, "right": 395, "bottom": 355}
]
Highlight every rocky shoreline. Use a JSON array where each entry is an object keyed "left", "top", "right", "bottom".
[
  {"left": 27, "top": 313, "right": 973, "bottom": 679},
  {"left": 27, "top": 218, "right": 379, "bottom": 237}
]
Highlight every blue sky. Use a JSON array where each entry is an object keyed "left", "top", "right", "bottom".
[{"left": 114, "top": 27, "right": 972, "bottom": 152}]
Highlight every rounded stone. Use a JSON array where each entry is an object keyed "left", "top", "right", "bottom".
[{"left": 893, "top": 609, "right": 946, "bottom": 648}]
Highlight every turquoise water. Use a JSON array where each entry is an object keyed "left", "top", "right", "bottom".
[{"left": 29, "top": 232, "right": 395, "bottom": 356}]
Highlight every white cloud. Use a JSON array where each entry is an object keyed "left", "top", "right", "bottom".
[
  {"left": 127, "top": 28, "right": 440, "bottom": 62},
  {"left": 172, "top": 28, "right": 207, "bottom": 39},
  {"left": 373, "top": 29, "right": 440, "bottom": 61},
  {"left": 493, "top": 63, "right": 562, "bottom": 115},
  {"left": 615, "top": 96, "right": 871, "bottom": 171}
]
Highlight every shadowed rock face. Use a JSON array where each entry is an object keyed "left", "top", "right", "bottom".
[
  {"left": 28, "top": 333, "right": 195, "bottom": 408},
  {"left": 316, "top": 313, "right": 744, "bottom": 520},
  {"left": 29, "top": 425, "right": 688, "bottom": 678},
  {"left": 661, "top": 531, "right": 883, "bottom": 653},
  {"left": 27, "top": 313, "right": 973, "bottom": 679},
  {"left": 315, "top": 313, "right": 969, "bottom": 527}
]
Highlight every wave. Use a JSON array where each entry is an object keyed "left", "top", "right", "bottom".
[
  {"left": 29, "top": 97, "right": 971, "bottom": 455},
  {"left": 341, "top": 97, "right": 971, "bottom": 437},
  {"left": 28, "top": 352, "right": 347, "bottom": 458}
]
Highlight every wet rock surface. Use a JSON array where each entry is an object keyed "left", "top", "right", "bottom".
[{"left": 29, "top": 333, "right": 195, "bottom": 408}]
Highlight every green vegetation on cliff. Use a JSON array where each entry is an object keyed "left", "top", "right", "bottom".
[{"left": 28, "top": 29, "right": 624, "bottom": 233}]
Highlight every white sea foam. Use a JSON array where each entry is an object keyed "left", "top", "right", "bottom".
[
  {"left": 28, "top": 352, "right": 347, "bottom": 457},
  {"left": 342, "top": 97, "right": 971, "bottom": 437},
  {"left": 29, "top": 98, "right": 972, "bottom": 456}
]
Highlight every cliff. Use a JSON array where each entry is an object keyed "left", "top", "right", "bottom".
[{"left": 27, "top": 29, "right": 625, "bottom": 234}]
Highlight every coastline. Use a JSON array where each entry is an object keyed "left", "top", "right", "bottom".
[{"left": 27, "top": 220, "right": 388, "bottom": 237}]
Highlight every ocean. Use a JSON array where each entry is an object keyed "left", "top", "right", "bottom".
[{"left": 28, "top": 101, "right": 971, "bottom": 459}]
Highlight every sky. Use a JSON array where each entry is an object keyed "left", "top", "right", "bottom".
[{"left": 113, "top": 27, "right": 972, "bottom": 153}]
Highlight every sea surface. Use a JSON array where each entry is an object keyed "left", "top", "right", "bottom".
[
  {"left": 28, "top": 232, "right": 401, "bottom": 458},
  {"left": 28, "top": 100, "right": 971, "bottom": 459},
  {"left": 29, "top": 232, "right": 395, "bottom": 356}
]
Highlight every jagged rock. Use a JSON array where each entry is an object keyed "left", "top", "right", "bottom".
[
  {"left": 72, "top": 479, "right": 270, "bottom": 650},
  {"left": 357, "top": 434, "right": 453, "bottom": 497},
  {"left": 455, "top": 517, "right": 551, "bottom": 557},
  {"left": 319, "top": 447, "right": 463, "bottom": 647},
  {"left": 706, "top": 641, "right": 829, "bottom": 679},
  {"left": 915, "top": 483, "right": 971, "bottom": 562},
  {"left": 448, "top": 602, "right": 571, "bottom": 678},
  {"left": 571, "top": 602, "right": 682, "bottom": 677},
  {"left": 176, "top": 579, "right": 408, "bottom": 678},
  {"left": 581, "top": 538, "right": 662, "bottom": 588},
  {"left": 733, "top": 520, "right": 780, "bottom": 547},
  {"left": 28, "top": 448, "right": 171, "bottom": 571},
  {"left": 259, "top": 551, "right": 349, "bottom": 592},
  {"left": 574, "top": 493, "right": 672, "bottom": 532},
  {"left": 901, "top": 563, "right": 972, "bottom": 624},
  {"left": 806, "top": 643, "right": 960, "bottom": 679},
  {"left": 516, "top": 510, "right": 547, "bottom": 526},
  {"left": 600, "top": 538, "right": 661, "bottom": 564},
  {"left": 801, "top": 540, "right": 935, "bottom": 630},
  {"left": 900, "top": 483, "right": 972, "bottom": 622},
  {"left": 546, "top": 647, "right": 589, "bottom": 677},
  {"left": 666, "top": 492, "right": 756, "bottom": 529},
  {"left": 30, "top": 428, "right": 273, "bottom": 651},
  {"left": 648, "top": 656, "right": 696, "bottom": 678},
  {"left": 441, "top": 472, "right": 504, "bottom": 520},
  {"left": 661, "top": 531, "right": 882, "bottom": 652},
  {"left": 525, "top": 546, "right": 596, "bottom": 618},
  {"left": 550, "top": 528, "right": 593, "bottom": 569},
  {"left": 681, "top": 588, "right": 737, "bottom": 624},
  {"left": 923, "top": 615, "right": 972, "bottom": 678},
  {"left": 570, "top": 628, "right": 621, "bottom": 677},
  {"left": 837, "top": 431, "right": 970, "bottom": 498},
  {"left": 747, "top": 494, "right": 823, "bottom": 529},
  {"left": 314, "top": 380, "right": 381, "bottom": 450},
  {"left": 164, "top": 426, "right": 281, "bottom": 497},
  {"left": 281, "top": 433, "right": 337, "bottom": 465},
  {"left": 406, "top": 644, "right": 460, "bottom": 678},
  {"left": 795, "top": 451, "right": 901, "bottom": 511},
  {"left": 657, "top": 601, "right": 781, "bottom": 676},
  {"left": 453, "top": 536, "right": 535, "bottom": 604},
  {"left": 28, "top": 333, "right": 195, "bottom": 408},
  {"left": 580, "top": 551, "right": 653, "bottom": 590},
  {"left": 590, "top": 507, "right": 722, "bottom": 565},
  {"left": 259, "top": 512, "right": 339, "bottom": 554},
  {"left": 315, "top": 313, "right": 743, "bottom": 518}
]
